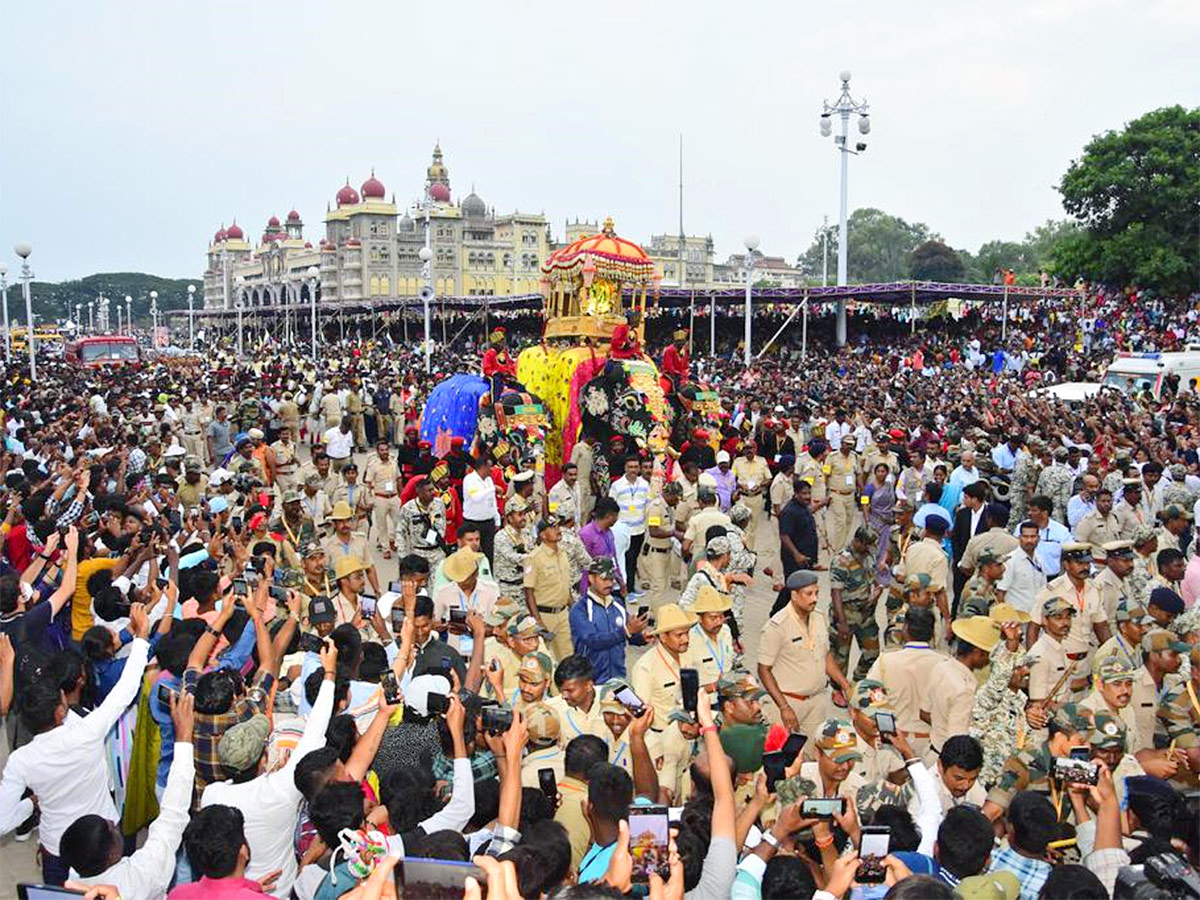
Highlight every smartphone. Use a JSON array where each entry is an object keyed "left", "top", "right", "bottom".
[
  {"left": 680, "top": 667, "right": 699, "bottom": 714},
  {"left": 490, "top": 658, "right": 500, "bottom": 673},
  {"left": 230, "top": 515, "right": 243, "bottom": 532},
  {"left": 614, "top": 684, "right": 646, "bottom": 717},
  {"left": 17, "top": 887, "right": 86, "bottom": 900},
  {"left": 1069, "top": 745, "right": 1090, "bottom": 762},
  {"left": 156, "top": 684, "right": 175, "bottom": 707},
  {"left": 481, "top": 705, "right": 514, "bottom": 735},
  {"left": 801, "top": 797, "right": 847, "bottom": 819},
  {"left": 636, "top": 604, "right": 650, "bottom": 619},
  {"left": 857, "top": 825, "right": 891, "bottom": 883},
  {"left": 389, "top": 580, "right": 405, "bottom": 593},
  {"left": 781, "top": 733, "right": 808, "bottom": 765},
  {"left": 426, "top": 692, "right": 450, "bottom": 715},
  {"left": 231, "top": 578, "right": 248, "bottom": 596},
  {"left": 298, "top": 633, "right": 325, "bottom": 653},
  {"left": 359, "top": 594, "right": 377, "bottom": 617},
  {"left": 538, "top": 767, "right": 558, "bottom": 803},
  {"left": 762, "top": 750, "right": 788, "bottom": 793},
  {"left": 400, "top": 857, "right": 486, "bottom": 900},
  {"left": 627, "top": 804, "right": 670, "bottom": 883},
  {"left": 1053, "top": 756, "right": 1099, "bottom": 786},
  {"left": 269, "top": 585, "right": 290, "bottom": 603},
  {"left": 381, "top": 671, "right": 402, "bottom": 705},
  {"left": 391, "top": 606, "right": 406, "bottom": 632},
  {"left": 874, "top": 711, "right": 897, "bottom": 738},
  {"left": 448, "top": 607, "right": 468, "bottom": 625},
  {"left": 167, "top": 509, "right": 183, "bottom": 532}
]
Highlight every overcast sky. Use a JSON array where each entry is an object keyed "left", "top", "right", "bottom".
[{"left": 1, "top": 0, "right": 1197, "bottom": 283}]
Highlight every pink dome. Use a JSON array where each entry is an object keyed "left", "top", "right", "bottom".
[
  {"left": 429, "top": 182, "right": 451, "bottom": 203},
  {"left": 226, "top": 221, "right": 244, "bottom": 240},
  {"left": 305, "top": 241, "right": 313, "bottom": 248},
  {"left": 361, "top": 171, "right": 386, "bottom": 199},
  {"left": 287, "top": 209, "right": 301, "bottom": 221},
  {"left": 336, "top": 182, "right": 360, "bottom": 206},
  {"left": 214, "top": 227, "right": 227, "bottom": 242},
  {"left": 268, "top": 215, "right": 280, "bottom": 227}
]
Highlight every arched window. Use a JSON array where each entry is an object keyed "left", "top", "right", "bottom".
[
  {"left": 380, "top": 276, "right": 390, "bottom": 295},
  {"left": 370, "top": 276, "right": 380, "bottom": 296}
]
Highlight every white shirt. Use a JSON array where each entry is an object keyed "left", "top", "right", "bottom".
[
  {"left": 202, "top": 678, "right": 336, "bottom": 898},
  {"left": 0, "top": 639, "right": 149, "bottom": 854},
  {"left": 609, "top": 476, "right": 650, "bottom": 535},
  {"left": 71, "top": 743, "right": 194, "bottom": 900},
  {"left": 996, "top": 547, "right": 1048, "bottom": 614},
  {"left": 323, "top": 426, "right": 354, "bottom": 460},
  {"left": 463, "top": 470, "right": 499, "bottom": 523}
]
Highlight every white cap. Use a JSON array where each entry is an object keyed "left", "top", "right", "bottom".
[
  {"left": 209, "top": 468, "right": 232, "bottom": 487},
  {"left": 716, "top": 450, "right": 731, "bottom": 464},
  {"left": 405, "top": 674, "right": 451, "bottom": 716},
  {"left": 112, "top": 576, "right": 132, "bottom": 595},
  {"left": 164, "top": 444, "right": 186, "bottom": 458}
]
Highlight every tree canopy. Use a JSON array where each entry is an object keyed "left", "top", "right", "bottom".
[{"left": 910, "top": 240, "right": 965, "bottom": 282}]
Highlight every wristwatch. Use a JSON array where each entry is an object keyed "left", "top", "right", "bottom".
[{"left": 761, "top": 831, "right": 781, "bottom": 849}]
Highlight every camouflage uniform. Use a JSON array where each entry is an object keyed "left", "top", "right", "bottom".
[
  {"left": 1127, "top": 547, "right": 1157, "bottom": 608},
  {"left": 559, "top": 528, "right": 592, "bottom": 598},
  {"left": 829, "top": 541, "right": 880, "bottom": 681},
  {"left": 397, "top": 496, "right": 447, "bottom": 570},
  {"left": 958, "top": 571, "right": 1000, "bottom": 619},
  {"left": 984, "top": 704, "right": 1092, "bottom": 812},
  {"left": 726, "top": 521, "right": 757, "bottom": 634},
  {"left": 1035, "top": 457, "right": 1075, "bottom": 525},
  {"left": 236, "top": 394, "right": 263, "bottom": 433},
  {"left": 970, "top": 643, "right": 1031, "bottom": 786},
  {"left": 1155, "top": 650, "right": 1200, "bottom": 791},
  {"left": 494, "top": 524, "right": 530, "bottom": 606},
  {"left": 1008, "top": 450, "right": 1042, "bottom": 527},
  {"left": 1159, "top": 479, "right": 1195, "bottom": 514}
]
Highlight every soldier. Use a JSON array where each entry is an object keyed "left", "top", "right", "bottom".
[
  {"left": 1114, "top": 480, "right": 1151, "bottom": 539},
  {"left": 958, "top": 548, "right": 1005, "bottom": 618},
  {"left": 364, "top": 439, "right": 402, "bottom": 559},
  {"left": 274, "top": 489, "right": 317, "bottom": 568},
  {"left": 1080, "top": 656, "right": 1147, "bottom": 752},
  {"left": 510, "top": 652, "right": 554, "bottom": 714},
  {"left": 845, "top": 679, "right": 916, "bottom": 819},
  {"left": 1007, "top": 436, "right": 1043, "bottom": 528},
  {"left": 397, "top": 475, "right": 448, "bottom": 572},
  {"left": 1029, "top": 542, "right": 1111, "bottom": 683},
  {"left": 1035, "top": 447, "right": 1075, "bottom": 525},
  {"left": 235, "top": 388, "right": 263, "bottom": 434},
  {"left": 1159, "top": 463, "right": 1195, "bottom": 513},
  {"left": 1101, "top": 448, "right": 1134, "bottom": 496},
  {"left": 826, "top": 434, "right": 861, "bottom": 552},
  {"left": 829, "top": 526, "right": 881, "bottom": 680},
  {"left": 969, "top": 641, "right": 1037, "bottom": 787},
  {"left": 641, "top": 481, "right": 681, "bottom": 614},
  {"left": 323, "top": 501, "right": 381, "bottom": 596},
  {"left": 1155, "top": 644, "right": 1200, "bottom": 791},
  {"left": 272, "top": 424, "right": 301, "bottom": 497},
  {"left": 726, "top": 504, "right": 762, "bottom": 636},
  {"left": 277, "top": 391, "right": 301, "bottom": 444},
  {"left": 494, "top": 495, "right": 532, "bottom": 607},
  {"left": 523, "top": 516, "right": 574, "bottom": 661},
  {"left": 981, "top": 704, "right": 1094, "bottom": 820},
  {"left": 345, "top": 380, "right": 367, "bottom": 450},
  {"left": 1127, "top": 526, "right": 1160, "bottom": 607},
  {"left": 299, "top": 473, "right": 332, "bottom": 532},
  {"left": 229, "top": 435, "right": 266, "bottom": 484},
  {"left": 1156, "top": 504, "right": 1193, "bottom": 557},
  {"left": 177, "top": 456, "right": 209, "bottom": 510},
  {"left": 883, "top": 573, "right": 934, "bottom": 649}
]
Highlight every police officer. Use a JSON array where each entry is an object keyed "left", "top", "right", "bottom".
[
  {"left": 523, "top": 516, "right": 574, "bottom": 661},
  {"left": 641, "top": 481, "right": 681, "bottom": 613},
  {"left": 495, "top": 495, "right": 532, "bottom": 608},
  {"left": 830, "top": 526, "right": 881, "bottom": 681}
]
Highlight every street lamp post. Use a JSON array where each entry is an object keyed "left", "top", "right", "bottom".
[
  {"left": 74, "top": 304, "right": 81, "bottom": 335},
  {"left": 124, "top": 295, "right": 132, "bottom": 336},
  {"left": 0, "top": 266, "right": 9, "bottom": 363},
  {"left": 419, "top": 231, "right": 433, "bottom": 375},
  {"left": 187, "top": 284, "right": 196, "bottom": 349},
  {"left": 87, "top": 300, "right": 94, "bottom": 333},
  {"left": 150, "top": 291, "right": 159, "bottom": 345},
  {"left": 820, "top": 70, "right": 870, "bottom": 346},
  {"left": 14, "top": 243, "right": 35, "bottom": 378},
  {"left": 235, "top": 276, "right": 245, "bottom": 358},
  {"left": 117, "top": 306, "right": 123, "bottom": 335},
  {"left": 743, "top": 236, "right": 759, "bottom": 368},
  {"left": 306, "top": 266, "right": 320, "bottom": 367},
  {"left": 821, "top": 214, "right": 830, "bottom": 287}
]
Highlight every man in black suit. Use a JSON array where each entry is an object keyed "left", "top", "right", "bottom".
[{"left": 951, "top": 480, "right": 991, "bottom": 616}]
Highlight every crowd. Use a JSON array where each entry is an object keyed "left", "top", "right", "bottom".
[{"left": 1, "top": 283, "right": 1199, "bottom": 900}]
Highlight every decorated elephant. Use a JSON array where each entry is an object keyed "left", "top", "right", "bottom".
[
  {"left": 576, "top": 358, "right": 671, "bottom": 460},
  {"left": 666, "top": 381, "right": 724, "bottom": 448},
  {"left": 420, "top": 373, "right": 550, "bottom": 462}
]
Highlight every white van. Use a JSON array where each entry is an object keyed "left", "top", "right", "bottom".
[{"left": 1102, "top": 350, "right": 1200, "bottom": 399}]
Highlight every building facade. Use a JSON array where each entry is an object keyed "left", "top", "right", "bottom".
[{"left": 202, "top": 145, "right": 551, "bottom": 310}]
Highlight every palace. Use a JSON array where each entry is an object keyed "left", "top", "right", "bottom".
[{"left": 202, "top": 145, "right": 551, "bottom": 310}]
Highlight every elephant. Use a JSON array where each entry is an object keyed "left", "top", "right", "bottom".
[
  {"left": 420, "top": 373, "right": 549, "bottom": 462},
  {"left": 578, "top": 358, "right": 671, "bottom": 466}
]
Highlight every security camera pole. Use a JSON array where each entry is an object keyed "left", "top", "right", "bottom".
[{"left": 819, "top": 71, "right": 871, "bottom": 347}]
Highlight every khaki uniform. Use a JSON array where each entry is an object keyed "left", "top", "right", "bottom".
[
  {"left": 866, "top": 643, "right": 942, "bottom": 758},
  {"left": 683, "top": 507, "right": 731, "bottom": 553},
  {"left": 959, "top": 528, "right": 1020, "bottom": 576},
  {"left": 547, "top": 479, "right": 578, "bottom": 526},
  {"left": 182, "top": 409, "right": 207, "bottom": 463},
  {"left": 330, "top": 483, "right": 372, "bottom": 530},
  {"left": 1080, "top": 689, "right": 1145, "bottom": 752},
  {"left": 826, "top": 450, "right": 860, "bottom": 552},
  {"left": 901, "top": 537, "right": 951, "bottom": 597},
  {"left": 1031, "top": 575, "right": 1106, "bottom": 675},
  {"left": 523, "top": 543, "right": 574, "bottom": 661},
  {"left": 1074, "top": 510, "right": 1122, "bottom": 547},
  {"left": 545, "top": 694, "right": 608, "bottom": 747},
  {"left": 177, "top": 475, "right": 209, "bottom": 511},
  {"left": 322, "top": 532, "right": 371, "bottom": 573},
  {"left": 758, "top": 605, "right": 831, "bottom": 737},
  {"left": 1027, "top": 631, "right": 1087, "bottom": 707},
  {"left": 1112, "top": 502, "right": 1150, "bottom": 541},
  {"left": 364, "top": 456, "right": 402, "bottom": 549},
  {"left": 690, "top": 621, "right": 736, "bottom": 686},
  {"left": 320, "top": 392, "right": 342, "bottom": 430},
  {"left": 631, "top": 643, "right": 702, "bottom": 800},
  {"left": 862, "top": 449, "right": 900, "bottom": 478},
  {"left": 520, "top": 745, "right": 566, "bottom": 790},
  {"left": 641, "top": 496, "right": 676, "bottom": 612},
  {"left": 346, "top": 389, "right": 366, "bottom": 448},
  {"left": 272, "top": 439, "right": 301, "bottom": 495},
  {"left": 277, "top": 399, "right": 301, "bottom": 439},
  {"left": 925, "top": 656, "right": 979, "bottom": 757},
  {"left": 731, "top": 455, "right": 771, "bottom": 548},
  {"left": 1092, "top": 567, "right": 1129, "bottom": 624},
  {"left": 555, "top": 776, "right": 591, "bottom": 871},
  {"left": 569, "top": 441, "right": 596, "bottom": 525}
]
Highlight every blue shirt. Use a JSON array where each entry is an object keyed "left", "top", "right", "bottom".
[
  {"left": 1067, "top": 494, "right": 1096, "bottom": 530},
  {"left": 1013, "top": 519, "right": 1071, "bottom": 577}
]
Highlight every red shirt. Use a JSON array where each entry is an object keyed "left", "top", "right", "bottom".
[
  {"left": 3, "top": 523, "right": 33, "bottom": 572},
  {"left": 482, "top": 347, "right": 517, "bottom": 378},
  {"left": 662, "top": 343, "right": 689, "bottom": 380}
]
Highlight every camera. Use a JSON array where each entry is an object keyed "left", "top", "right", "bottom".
[
  {"left": 426, "top": 692, "right": 451, "bottom": 715},
  {"left": 481, "top": 705, "right": 514, "bottom": 735},
  {"left": 1115, "top": 854, "right": 1200, "bottom": 899},
  {"left": 1053, "top": 756, "right": 1100, "bottom": 786}
]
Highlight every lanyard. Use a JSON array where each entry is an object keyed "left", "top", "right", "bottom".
[
  {"left": 703, "top": 631, "right": 728, "bottom": 676},
  {"left": 655, "top": 644, "right": 681, "bottom": 683},
  {"left": 1187, "top": 681, "right": 1200, "bottom": 719},
  {"left": 458, "top": 586, "right": 479, "bottom": 612},
  {"left": 612, "top": 739, "right": 628, "bottom": 768}
]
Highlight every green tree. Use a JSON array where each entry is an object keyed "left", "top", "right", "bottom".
[
  {"left": 1052, "top": 105, "right": 1199, "bottom": 293},
  {"left": 5, "top": 272, "right": 202, "bottom": 329},
  {"left": 910, "top": 240, "right": 965, "bottom": 281},
  {"left": 796, "top": 208, "right": 933, "bottom": 283}
]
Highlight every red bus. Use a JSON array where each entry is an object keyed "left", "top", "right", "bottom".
[{"left": 64, "top": 335, "right": 140, "bottom": 368}]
